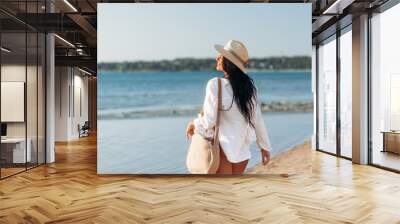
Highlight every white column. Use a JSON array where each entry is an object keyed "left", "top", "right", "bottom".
[
  {"left": 45, "top": 1, "right": 56, "bottom": 163},
  {"left": 46, "top": 33, "right": 55, "bottom": 163},
  {"left": 352, "top": 14, "right": 369, "bottom": 164},
  {"left": 312, "top": 45, "right": 317, "bottom": 150}
]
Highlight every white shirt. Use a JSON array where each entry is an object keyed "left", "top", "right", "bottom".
[{"left": 193, "top": 77, "right": 272, "bottom": 163}]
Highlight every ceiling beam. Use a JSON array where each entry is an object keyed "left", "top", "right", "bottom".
[
  {"left": 67, "top": 13, "right": 97, "bottom": 46},
  {"left": 323, "top": 0, "right": 356, "bottom": 14},
  {"left": 12, "top": 13, "right": 83, "bottom": 32},
  {"left": 312, "top": 15, "right": 336, "bottom": 33},
  {"left": 55, "top": 55, "right": 97, "bottom": 72}
]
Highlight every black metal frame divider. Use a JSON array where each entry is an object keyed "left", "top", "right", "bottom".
[{"left": 336, "top": 26, "right": 341, "bottom": 159}]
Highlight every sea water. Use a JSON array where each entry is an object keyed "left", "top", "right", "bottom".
[{"left": 97, "top": 71, "right": 313, "bottom": 174}]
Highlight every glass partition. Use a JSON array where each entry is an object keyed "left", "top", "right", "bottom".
[
  {"left": 1, "top": 31, "right": 28, "bottom": 177},
  {"left": 27, "top": 30, "right": 38, "bottom": 169},
  {"left": 26, "top": 0, "right": 44, "bottom": 169},
  {"left": 339, "top": 27, "right": 352, "bottom": 158},
  {"left": 0, "top": 2, "right": 46, "bottom": 179},
  {"left": 317, "top": 35, "right": 337, "bottom": 154},
  {"left": 370, "top": 3, "right": 400, "bottom": 171}
]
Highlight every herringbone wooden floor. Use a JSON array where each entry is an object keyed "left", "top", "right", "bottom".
[{"left": 1, "top": 134, "right": 400, "bottom": 224}]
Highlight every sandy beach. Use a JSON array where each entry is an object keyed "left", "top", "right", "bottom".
[{"left": 247, "top": 140, "right": 311, "bottom": 175}]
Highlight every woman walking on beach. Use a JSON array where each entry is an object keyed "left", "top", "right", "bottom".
[{"left": 186, "top": 40, "right": 271, "bottom": 174}]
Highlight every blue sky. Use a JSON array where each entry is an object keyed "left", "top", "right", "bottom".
[{"left": 98, "top": 3, "right": 311, "bottom": 62}]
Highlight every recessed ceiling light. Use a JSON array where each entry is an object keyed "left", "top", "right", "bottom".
[
  {"left": 78, "top": 67, "right": 93, "bottom": 76},
  {"left": 323, "top": 0, "right": 354, "bottom": 15},
  {"left": 63, "top": 0, "right": 78, "bottom": 12},
  {"left": 1, "top": 47, "right": 11, "bottom": 53},
  {"left": 54, "top": 34, "right": 75, "bottom": 48}
]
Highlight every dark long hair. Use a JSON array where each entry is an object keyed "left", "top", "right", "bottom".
[{"left": 222, "top": 57, "right": 257, "bottom": 128}]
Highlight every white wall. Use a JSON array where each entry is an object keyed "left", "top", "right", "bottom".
[
  {"left": 76, "top": 71, "right": 89, "bottom": 137},
  {"left": 54, "top": 67, "right": 89, "bottom": 141},
  {"left": 1, "top": 65, "right": 39, "bottom": 138},
  {"left": 70, "top": 73, "right": 89, "bottom": 138},
  {"left": 55, "top": 66, "right": 69, "bottom": 141},
  {"left": 1, "top": 63, "right": 46, "bottom": 164},
  {"left": 1, "top": 65, "right": 26, "bottom": 141}
]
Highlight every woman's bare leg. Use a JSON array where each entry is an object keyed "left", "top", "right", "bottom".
[
  {"left": 216, "top": 148, "right": 249, "bottom": 174},
  {"left": 232, "top": 160, "right": 249, "bottom": 174},
  {"left": 216, "top": 148, "right": 232, "bottom": 174}
]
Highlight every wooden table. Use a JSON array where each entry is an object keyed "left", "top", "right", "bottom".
[
  {"left": 381, "top": 131, "right": 400, "bottom": 154},
  {"left": 1, "top": 138, "right": 31, "bottom": 164}
]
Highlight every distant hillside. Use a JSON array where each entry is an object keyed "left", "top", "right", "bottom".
[{"left": 98, "top": 56, "right": 311, "bottom": 72}]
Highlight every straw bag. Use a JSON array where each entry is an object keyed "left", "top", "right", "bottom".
[{"left": 186, "top": 78, "right": 222, "bottom": 174}]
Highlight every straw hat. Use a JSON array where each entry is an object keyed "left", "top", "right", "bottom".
[{"left": 214, "top": 40, "right": 249, "bottom": 73}]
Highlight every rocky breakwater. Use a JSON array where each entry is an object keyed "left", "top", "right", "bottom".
[{"left": 260, "top": 101, "right": 313, "bottom": 113}]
